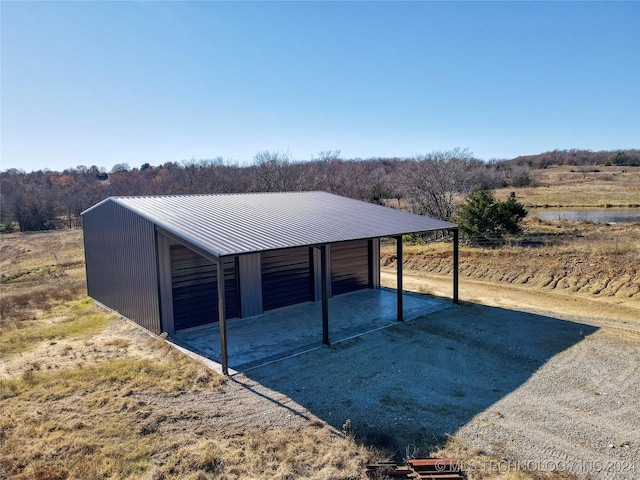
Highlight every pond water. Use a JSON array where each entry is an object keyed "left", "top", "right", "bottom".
[{"left": 531, "top": 209, "right": 640, "bottom": 224}]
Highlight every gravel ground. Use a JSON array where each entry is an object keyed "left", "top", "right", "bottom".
[
  {"left": 242, "top": 302, "right": 640, "bottom": 479},
  {"left": 455, "top": 326, "right": 640, "bottom": 479}
]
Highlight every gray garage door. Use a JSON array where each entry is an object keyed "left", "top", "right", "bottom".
[
  {"left": 261, "top": 247, "right": 313, "bottom": 311},
  {"left": 171, "top": 245, "right": 238, "bottom": 330},
  {"left": 331, "top": 240, "right": 371, "bottom": 295}
]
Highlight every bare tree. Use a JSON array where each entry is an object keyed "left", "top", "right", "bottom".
[
  {"left": 315, "top": 150, "right": 342, "bottom": 162},
  {"left": 404, "top": 148, "right": 477, "bottom": 220},
  {"left": 251, "top": 150, "right": 297, "bottom": 192},
  {"left": 310, "top": 151, "right": 345, "bottom": 194},
  {"left": 110, "top": 163, "right": 130, "bottom": 173}
]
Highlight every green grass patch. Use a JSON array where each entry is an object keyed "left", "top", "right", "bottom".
[
  {"left": 0, "top": 281, "right": 86, "bottom": 321},
  {"left": 1, "top": 351, "right": 224, "bottom": 401},
  {"left": 0, "top": 299, "right": 114, "bottom": 355},
  {"left": 1, "top": 264, "right": 58, "bottom": 283}
]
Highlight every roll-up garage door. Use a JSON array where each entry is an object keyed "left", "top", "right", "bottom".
[
  {"left": 261, "top": 247, "right": 312, "bottom": 311},
  {"left": 171, "top": 245, "right": 238, "bottom": 330},
  {"left": 331, "top": 240, "right": 371, "bottom": 295}
]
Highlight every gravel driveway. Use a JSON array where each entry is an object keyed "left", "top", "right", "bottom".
[{"left": 245, "top": 302, "right": 640, "bottom": 479}]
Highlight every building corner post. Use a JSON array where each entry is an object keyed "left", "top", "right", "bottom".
[
  {"left": 396, "top": 235, "right": 403, "bottom": 322},
  {"left": 453, "top": 228, "right": 459, "bottom": 304},
  {"left": 217, "top": 259, "right": 229, "bottom": 375}
]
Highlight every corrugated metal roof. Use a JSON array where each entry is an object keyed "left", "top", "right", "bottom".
[{"left": 84, "top": 192, "right": 456, "bottom": 258}]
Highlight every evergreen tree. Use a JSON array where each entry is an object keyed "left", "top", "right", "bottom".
[{"left": 455, "top": 188, "right": 527, "bottom": 245}]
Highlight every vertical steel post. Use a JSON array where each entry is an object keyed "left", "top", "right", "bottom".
[
  {"left": 321, "top": 244, "right": 330, "bottom": 345},
  {"left": 453, "top": 229, "right": 459, "bottom": 304},
  {"left": 217, "top": 259, "right": 229, "bottom": 375},
  {"left": 396, "top": 235, "right": 403, "bottom": 322}
]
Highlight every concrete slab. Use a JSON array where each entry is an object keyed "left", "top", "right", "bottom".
[{"left": 171, "top": 288, "right": 450, "bottom": 371}]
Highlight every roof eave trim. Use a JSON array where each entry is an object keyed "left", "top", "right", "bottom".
[
  {"left": 104, "top": 197, "right": 224, "bottom": 262},
  {"left": 155, "top": 226, "right": 221, "bottom": 264},
  {"left": 81, "top": 196, "right": 116, "bottom": 216},
  {"left": 217, "top": 223, "right": 458, "bottom": 258}
]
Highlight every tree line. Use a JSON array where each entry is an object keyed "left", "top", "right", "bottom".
[
  {"left": 505, "top": 148, "right": 640, "bottom": 168},
  {"left": 1, "top": 148, "right": 636, "bottom": 233}
]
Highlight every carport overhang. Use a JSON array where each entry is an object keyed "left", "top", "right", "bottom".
[
  {"left": 207, "top": 229, "right": 458, "bottom": 376},
  {"left": 158, "top": 226, "right": 458, "bottom": 376}
]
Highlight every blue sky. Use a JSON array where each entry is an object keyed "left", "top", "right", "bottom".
[{"left": 2, "top": 1, "right": 639, "bottom": 173}]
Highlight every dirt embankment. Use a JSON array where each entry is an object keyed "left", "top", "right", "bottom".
[{"left": 382, "top": 250, "right": 640, "bottom": 301}]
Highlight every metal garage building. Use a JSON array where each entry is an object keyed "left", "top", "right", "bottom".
[{"left": 82, "top": 191, "right": 458, "bottom": 374}]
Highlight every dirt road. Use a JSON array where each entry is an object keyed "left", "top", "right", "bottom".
[{"left": 381, "top": 270, "right": 640, "bottom": 327}]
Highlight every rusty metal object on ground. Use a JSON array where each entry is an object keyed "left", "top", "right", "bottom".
[{"left": 362, "top": 458, "right": 464, "bottom": 479}]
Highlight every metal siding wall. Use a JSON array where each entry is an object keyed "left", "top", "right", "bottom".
[
  {"left": 261, "top": 247, "right": 313, "bottom": 311},
  {"left": 371, "top": 238, "right": 381, "bottom": 288},
  {"left": 239, "top": 253, "right": 263, "bottom": 318},
  {"left": 325, "top": 244, "right": 332, "bottom": 298},
  {"left": 224, "top": 258, "right": 239, "bottom": 316},
  {"left": 331, "top": 240, "right": 371, "bottom": 295},
  {"left": 312, "top": 247, "right": 322, "bottom": 301},
  {"left": 170, "top": 245, "right": 238, "bottom": 330},
  {"left": 82, "top": 201, "right": 161, "bottom": 334}
]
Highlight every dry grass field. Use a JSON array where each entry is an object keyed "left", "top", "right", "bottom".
[
  {"left": 494, "top": 165, "right": 640, "bottom": 208},
  {"left": 1, "top": 169, "right": 638, "bottom": 479}
]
